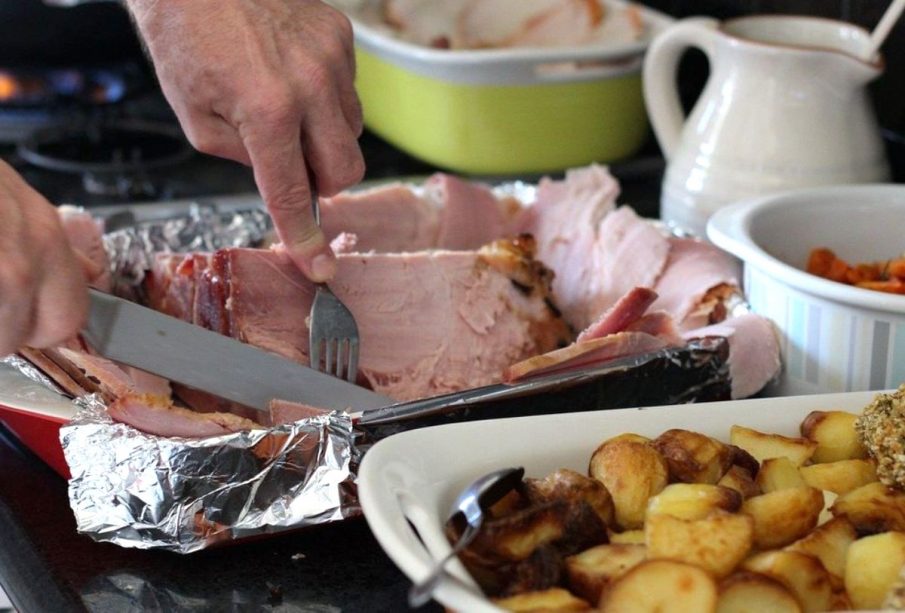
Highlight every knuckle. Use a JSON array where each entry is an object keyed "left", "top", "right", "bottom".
[
  {"left": 267, "top": 187, "right": 310, "bottom": 215},
  {"left": 303, "top": 62, "right": 333, "bottom": 93},
  {"left": 248, "top": 88, "right": 296, "bottom": 124}
]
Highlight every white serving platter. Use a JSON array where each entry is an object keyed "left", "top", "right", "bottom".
[{"left": 358, "top": 390, "right": 886, "bottom": 612}]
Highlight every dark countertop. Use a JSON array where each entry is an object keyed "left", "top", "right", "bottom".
[{"left": 0, "top": 131, "right": 665, "bottom": 613}]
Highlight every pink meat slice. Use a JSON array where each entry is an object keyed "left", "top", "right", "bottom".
[
  {"left": 319, "top": 183, "right": 440, "bottom": 252},
  {"left": 684, "top": 313, "right": 781, "bottom": 399},
  {"left": 202, "top": 243, "right": 567, "bottom": 401},
  {"left": 145, "top": 253, "right": 201, "bottom": 321},
  {"left": 591, "top": 206, "right": 671, "bottom": 322},
  {"left": 56, "top": 347, "right": 172, "bottom": 400},
  {"left": 520, "top": 164, "right": 619, "bottom": 330},
  {"left": 268, "top": 399, "right": 330, "bottom": 425},
  {"left": 426, "top": 173, "right": 520, "bottom": 250},
  {"left": 624, "top": 311, "right": 684, "bottom": 346},
  {"left": 58, "top": 205, "right": 111, "bottom": 292},
  {"left": 505, "top": 331, "right": 673, "bottom": 382},
  {"left": 651, "top": 238, "right": 741, "bottom": 331},
  {"left": 576, "top": 287, "right": 658, "bottom": 342},
  {"left": 108, "top": 394, "right": 259, "bottom": 438}
]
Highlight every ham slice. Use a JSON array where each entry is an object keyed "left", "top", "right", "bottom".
[
  {"left": 108, "top": 394, "right": 258, "bottom": 438},
  {"left": 268, "top": 399, "right": 330, "bottom": 425},
  {"left": 320, "top": 183, "right": 440, "bottom": 253},
  {"left": 505, "top": 331, "right": 673, "bottom": 382},
  {"left": 651, "top": 238, "right": 742, "bottom": 331},
  {"left": 684, "top": 314, "right": 781, "bottom": 399},
  {"left": 180, "top": 237, "right": 569, "bottom": 401},
  {"left": 577, "top": 287, "right": 657, "bottom": 342},
  {"left": 426, "top": 173, "right": 521, "bottom": 250}
]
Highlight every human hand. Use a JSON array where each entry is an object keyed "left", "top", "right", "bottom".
[
  {"left": 128, "top": 0, "right": 365, "bottom": 282},
  {"left": 0, "top": 162, "right": 90, "bottom": 355}
]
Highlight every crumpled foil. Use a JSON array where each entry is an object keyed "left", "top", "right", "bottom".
[{"left": 60, "top": 395, "right": 358, "bottom": 554}]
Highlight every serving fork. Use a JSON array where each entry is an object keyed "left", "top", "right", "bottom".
[{"left": 308, "top": 186, "right": 360, "bottom": 382}]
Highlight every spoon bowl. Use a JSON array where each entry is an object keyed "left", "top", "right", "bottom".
[{"left": 408, "top": 466, "right": 525, "bottom": 608}]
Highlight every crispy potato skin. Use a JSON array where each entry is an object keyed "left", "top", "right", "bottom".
[
  {"left": 493, "top": 587, "right": 591, "bottom": 612},
  {"left": 830, "top": 481, "right": 905, "bottom": 534},
  {"left": 565, "top": 543, "right": 646, "bottom": 604},
  {"left": 784, "top": 516, "right": 856, "bottom": 584},
  {"left": 800, "top": 410, "right": 868, "bottom": 463},
  {"left": 652, "top": 429, "right": 733, "bottom": 484},
  {"left": 718, "top": 465, "right": 761, "bottom": 500},
  {"left": 799, "top": 458, "right": 878, "bottom": 495},
  {"left": 524, "top": 468, "right": 615, "bottom": 527},
  {"left": 645, "top": 511, "right": 754, "bottom": 578},
  {"left": 589, "top": 439, "right": 668, "bottom": 530},
  {"left": 730, "top": 425, "right": 817, "bottom": 466},
  {"left": 742, "top": 550, "right": 833, "bottom": 613},
  {"left": 755, "top": 457, "right": 806, "bottom": 492},
  {"left": 646, "top": 483, "right": 742, "bottom": 521},
  {"left": 742, "top": 487, "right": 823, "bottom": 549}
]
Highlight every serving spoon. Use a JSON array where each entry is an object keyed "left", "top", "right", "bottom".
[{"left": 408, "top": 466, "right": 525, "bottom": 608}]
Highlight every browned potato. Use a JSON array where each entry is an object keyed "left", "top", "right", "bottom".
[
  {"left": 755, "top": 457, "right": 806, "bottom": 493},
  {"left": 800, "top": 410, "right": 868, "bottom": 463},
  {"left": 716, "top": 571, "right": 802, "bottom": 613},
  {"left": 830, "top": 481, "right": 905, "bottom": 533},
  {"left": 741, "top": 487, "right": 823, "bottom": 549},
  {"left": 524, "top": 468, "right": 615, "bottom": 527},
  {"left": 718, "top": 465, "right": 761, "bottom": 500},
  {"left": 784, "top": 516, "right": 856, "bottom": 583},
  {"left": 829, "top": 590, "right": 852, "bottom": 611},
  {"left": 844, "top": 531, "right": 905, "bottom": 610},
  {"left": 652, "top": 429, "right": 733, "bottom": 484},
  {"left": 494, "top": 587, "right": 591, "bottom": 612},
  {"left": 742, "top": 550, "right": 833, "bottom": 613},
  {"left": 645, "top": 511, "right": 753, "bottom": 578},
  {"left": 728, "top": 445, "right": 761, "bottom": 478},
  {"left": 608, "top": 529, "right": 644, "bottom": 544},
  {"left": 818, "top": 490, "right": 838, "bottom": 525},
  {"left": 730, "top": 425, "right": 816, "bottom": 466},
  {"left": 599, "top": 559, "right": 718, "bottom": 612},
  {"left": 589, "top": 438, "right": 668, "bottom": 530},
  {"left": 565, "top": 543, "right": 646, "bottom": 604},
  {"left": 799, "top": 458, "right": 878, "bottom": 495},
  {"left": 646, "top": 483, "right": 741, "bottom": 521}
]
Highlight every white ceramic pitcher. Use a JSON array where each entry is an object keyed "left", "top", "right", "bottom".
[{"left": 643, "top": 15, "right": 890, "bottom": 237}]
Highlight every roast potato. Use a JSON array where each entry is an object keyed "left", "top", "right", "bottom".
[
  {"left": 645, "top": 483, "right": 741, "bottom": 521},
  {"left": 652, "top": 429, "right": 733, "bottom": 484},
  {"left": 742, "top": 550, "right": 833, "bottom": 613},
  {"left": 645, "top": 510, "right": 753, "bottom": 578},
  {"left": 755, "top": 457, "right": 806, "bottom": 493},
  {"left": 598, "top": 559, "right": 718, "bottom": 613},
  {"left": 799, "top": 458, "right": 878, "bottom": 495},
  {"left": 524, "top": 468, "right": 615, "bottom": 527},
  {"left": 589, "top": 438, "right": 668, "bottom": 530},
  {"left": 800, "top": 410, "right": 868, "bottom": 463},
  {"left": 716, "top": 571, "right": 802, "bottom": 613},
  {"left": 608, "top": 529, "right": 644, "bottom": 544},
  {"left": 844, "top": 531, "right": 905, "bottom": 610},
  {"left": 784, "top": 516, "right": 856, "bottom": 583},
  {"left": 729, "top": 425, "right": 816, "bottom": 466},
  {"left": 564, "top": 543, "right": 646, "bottom": 604},
  {"left": 717, "top": 465, "right": 761, "bottom": 500},
  {"left": 493, "top": 587, "right": 591, "bottom": 612},
  {"left": 741, "top": 487, "right": 823, "bottom": 549},
  {"left": 830, "top": 481, "right": 905, "bottom": 534}
]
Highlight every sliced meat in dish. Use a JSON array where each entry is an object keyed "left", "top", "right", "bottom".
[
  {"left": 426, "top": 173, "right": 521, "bottom": 250},
  {"left": 268, "top": 399, "right": 330, "bottom": 425},
  {"left": 577, "top": 286, "right": 658, "bottom": 342},
  {"left": 108, "top": 393, "right": 258, "bottom": 438}
]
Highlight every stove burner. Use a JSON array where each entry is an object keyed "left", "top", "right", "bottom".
[
  {"left": 18, "top": 120, "right": 194, "bottom": 199},
  {"left": 0, "top": 67, "right": 132, "bottom": 108}
]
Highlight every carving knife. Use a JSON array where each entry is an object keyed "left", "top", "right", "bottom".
[{"left": 82, "top": 289, "right": 393, "bottom": 413}]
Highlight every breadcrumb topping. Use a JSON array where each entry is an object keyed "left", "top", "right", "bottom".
[{"left": 856, "top": 384, "right": 905, "bottom": 489}]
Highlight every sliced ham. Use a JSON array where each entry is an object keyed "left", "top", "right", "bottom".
[
  {"left": 426, "top": 173, "right": 521, "bottom": 250},
  {"left": 624, "top": 311, "right": 684, "bottom": 346},
  {"left": 320, "top": 183, "right": 440, "bottom": 253},
  {"left": 684, "top": 314, "right": 781, "bottom": 399},
  {"left": 108, "top": 393, "right": 258, "bottom": 438},
  {"left": 505, "top": 331, "right": 673, "bottom": 382},
  {"left": 651, "top": 238, "right": 741, "bottom": 331},
  {"left": 17, "top": 347, "right": 89, "bottom": 398},
  {"left": 456, "top": 0, "right": 604, "bottom": 48},
  {"left": 577, "top": 287, "right": 658, "bottom": 342},
  {"left": 268, "top": 399, "right": 330, "bottom": 425}
]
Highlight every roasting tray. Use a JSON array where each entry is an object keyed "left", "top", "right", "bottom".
[{"left": 0, "top": 188, "right": 738, "bottom": 552}]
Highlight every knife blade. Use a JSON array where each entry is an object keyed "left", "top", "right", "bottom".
[{"left": 82, "top": 289, "right": 393, "bottom": 413}]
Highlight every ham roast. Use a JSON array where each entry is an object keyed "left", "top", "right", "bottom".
[{"left": 19, "top": 165, "right": 782, "bottom": 438}]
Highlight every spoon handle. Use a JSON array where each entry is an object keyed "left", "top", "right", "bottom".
[
  {"left": 408, "top": 521, "right": 480, "bottom": 608},
  {"left": 867, "top": 0, "right": 905, "bottom": 60}
]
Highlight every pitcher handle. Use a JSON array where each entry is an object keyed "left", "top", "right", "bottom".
[{"left": 643, "top": 17, "right": 720, "bottom": 160}]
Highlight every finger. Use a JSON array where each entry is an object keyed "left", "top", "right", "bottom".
[
  {"left": 331, "top": 17, "right": 364, "bottom": 136},
  {"left": 0, "top": 178, "right": 40, "bottom": 354},
  {"left": 240, "top": 115, "right": 336, "bottom": 282},
  {"left": 300, "top": 88, "right": 365, "bottom": 197},
  {"left": 182, "top": 110, "right": 252, "bottom": 166},
  {"left": 28, "top": 244, "right": 89, "bottom": 349}
]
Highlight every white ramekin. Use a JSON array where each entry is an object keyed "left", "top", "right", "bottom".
[{"left": 708, "top": 184, "right": 905, "bottom": 396}]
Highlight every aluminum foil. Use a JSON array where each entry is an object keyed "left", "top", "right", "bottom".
[{"left": 61, "top": 395, "right": 358, "bottom": 554}]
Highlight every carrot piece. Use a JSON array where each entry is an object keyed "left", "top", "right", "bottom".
[
  {"left": 856, "top": 279, "right": 905, "bottom": 294},
  {"left": 807, "top": 248, "right": 837, "bottom": 277},
  {"left": 826, "top": 258, "right": 852, "bottom": 283},
  {"left": 846, "top": 263, "right": 883, "bottom": 284},
  {"left": 888, "top": 258, "right": 905, "bottom": 280}
]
